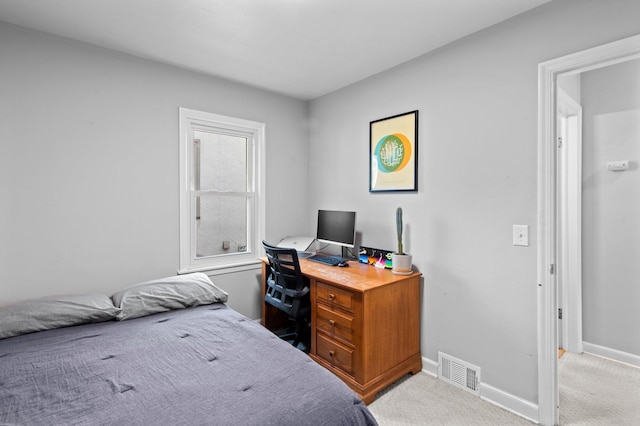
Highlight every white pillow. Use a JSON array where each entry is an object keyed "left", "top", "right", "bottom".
[
  {"left": 0, "top": 293, "right": 120, "bottom": 339},
  {"left": 111, "top": 273, "right": 228, "bottom": 321}
]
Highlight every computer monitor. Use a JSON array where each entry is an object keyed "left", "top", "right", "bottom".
[{"left": 316, "top": 210, "right": 356, "bottom": 249}]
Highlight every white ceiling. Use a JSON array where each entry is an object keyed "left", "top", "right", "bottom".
[{"left": 0, "top": 0, "right": 551, "bottom": 100}]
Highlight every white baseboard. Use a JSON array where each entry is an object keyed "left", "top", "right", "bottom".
[
  {"left": 480, "top": 383, "right": 539, "bottom": 424},
  {"left": 583, "top": 341, "right": 640, "bottom": 368},
  {"left": 422, "top": 356, "right": 438, "bottom": 377},
  {"left": 423, "top": 356, "right": 539, "bottom": 424}
]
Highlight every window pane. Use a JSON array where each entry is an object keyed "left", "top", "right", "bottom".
[
  {"left": 194, "top": 131, "right": 247, "bottom": 192},
  {"left": 196, "top": 195, "right": 248, "bottom": 258}
]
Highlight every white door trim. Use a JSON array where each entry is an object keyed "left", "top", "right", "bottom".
[
  {"left": 537, "top": 34, "right": 640, "bottom": 426},
  {"left": 557, "top": 89, "right": 583, "bottom": 354}
]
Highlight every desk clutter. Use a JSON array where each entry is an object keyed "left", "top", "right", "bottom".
[{"left": 359, "top": 246, "right": 393, "bottom": 269}]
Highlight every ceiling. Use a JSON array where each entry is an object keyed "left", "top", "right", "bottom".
[{"left": 0, "top": 0, "right": 551, "bottom": 100}]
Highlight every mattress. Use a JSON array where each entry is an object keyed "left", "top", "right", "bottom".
[{"left": 0, "top": 304, "right": 377, "bottom": 425}]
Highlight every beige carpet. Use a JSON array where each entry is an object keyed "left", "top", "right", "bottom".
[
  {"left": 367, "top": 372, "right": 532, "bottom": 425},
  {"left": 559, "top": 352, "right": 640, "bottom": 425},
  {"left": 368, "top": 353, "right": 640, "bottom": 425}
]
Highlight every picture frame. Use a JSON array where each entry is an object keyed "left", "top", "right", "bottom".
[{"left": 369, "top": 110, "right": 418, "bottom": 192}]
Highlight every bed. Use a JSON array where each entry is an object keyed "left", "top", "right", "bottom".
[{"left": 0, "top": 273, "right": 377, "bottom": 425}]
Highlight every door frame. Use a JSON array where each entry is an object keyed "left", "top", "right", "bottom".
[
  {"left": 557, "top": 88, "right": 583, "bottom": 354},
  {"left": 537, "top": 34, "right": 640, "bottom": 426}
]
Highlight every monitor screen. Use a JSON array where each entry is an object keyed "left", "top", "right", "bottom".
[{"left": 316, "top": 210, "right": 356, "bottom": 248}]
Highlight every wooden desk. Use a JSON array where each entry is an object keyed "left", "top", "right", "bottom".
[{"left": 260, "top": 257, "right": 422, "bottom": 404}]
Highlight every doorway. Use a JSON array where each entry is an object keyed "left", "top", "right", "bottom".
[{"left": 537, "top": 34, "right": 640, "bottom": 426}]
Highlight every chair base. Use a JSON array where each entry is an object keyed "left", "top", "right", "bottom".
[{"left": 272, "top": 324, "right": 310, "bottom": 354}]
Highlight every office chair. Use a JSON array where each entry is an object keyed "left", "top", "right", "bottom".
[{"left": 262, "top": 240, "right": 311, "bottom": 353}]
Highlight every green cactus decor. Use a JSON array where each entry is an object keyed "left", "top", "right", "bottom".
[
  {"left": 393, "top": 207, "right": 412, "bottom": 275},
  {"left": 396, "top": 207, "right": 403, "bottom": 255}
]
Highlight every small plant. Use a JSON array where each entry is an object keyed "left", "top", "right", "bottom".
[{"left": 396, "top": 207, "right": 403, "bottom": 255}]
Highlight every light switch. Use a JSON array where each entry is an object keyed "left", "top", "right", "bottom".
[{"left": 513, "top": 225, "right": 529, "bottom": 247}]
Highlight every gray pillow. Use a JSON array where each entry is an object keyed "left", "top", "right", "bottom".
[
  {"left": 111, "top": 272, "right": 228, "bottom": 321},
  {"left": 0, "top": 293, "right": 120, "bottom": 339}
]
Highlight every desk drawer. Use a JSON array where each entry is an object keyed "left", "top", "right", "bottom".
[
  {"left": 316, "top": 304, "right": 354, "bottom": 344},
  {"left": 316, "top": 333, "right": 354, "bottom": 375},
  {"left": 316, "top": 282, "right": 354, "bottom": 313}
]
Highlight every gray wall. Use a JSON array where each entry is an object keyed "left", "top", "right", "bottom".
[
  {"left": 307, "top": 0, "right": 640, "bottom": 404},
  {"left": 0, "top": 21, "right": 309, "bottom": 318},
  {"left": 582, "top": 59, "right": 640, "bottom": 356}
]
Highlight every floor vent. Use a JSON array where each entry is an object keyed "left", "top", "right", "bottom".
[{"left": 438, "top": 352, "right": 481, "bottom": 396}]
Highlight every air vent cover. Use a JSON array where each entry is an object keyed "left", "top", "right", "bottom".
[{"left": 438, "top": 352, "right": 480, "bottom": 395}]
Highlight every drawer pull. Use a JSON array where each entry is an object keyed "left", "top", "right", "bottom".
[
  {"left": 329, "top": 350, "right": 335, "bottom": 358},
  {"left": 329, "top": 319, "right": 335, "bottom": 326},
  {"left": 328, "top": 293, "right": 335, "bottom": 300}
]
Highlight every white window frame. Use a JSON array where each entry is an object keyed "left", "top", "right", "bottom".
[{"left": 179, "top": 108, "right": 265, "bottom": 274}]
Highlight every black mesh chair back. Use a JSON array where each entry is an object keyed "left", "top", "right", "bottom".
[{"left": 262, "top": 241, "right": 310, "bottom": 351}]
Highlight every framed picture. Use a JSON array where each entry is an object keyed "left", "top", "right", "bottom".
[{"left": 369, "top": 110, "right": 418, "bottom": 192}]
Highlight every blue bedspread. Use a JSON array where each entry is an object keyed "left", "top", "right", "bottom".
[{"left": 0, "top": 304, "right": 377, "bottom": 425}]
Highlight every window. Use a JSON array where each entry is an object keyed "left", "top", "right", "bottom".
[{"left": 179, "top": 108, "right": 265, "bottom": 273}]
